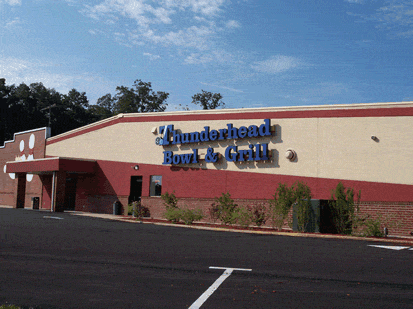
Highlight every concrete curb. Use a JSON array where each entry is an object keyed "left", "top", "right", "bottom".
[
  {"left": 3, "top": 206, "right": 412, "bottom": 245},
  {"left": 68, "top": 211, "right": 413, "bottom": 245}
]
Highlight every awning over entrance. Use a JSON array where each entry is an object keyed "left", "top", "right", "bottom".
[
  {"left": 6, "top": 157, "right": 96, "bottom": 212},
  {"left": 6, "top": 157, "right": 96, "bottom": 174}
]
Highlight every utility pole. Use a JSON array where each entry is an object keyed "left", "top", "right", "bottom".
[{"left": 40, "top": 104, "right": 57, "bottom": 127}]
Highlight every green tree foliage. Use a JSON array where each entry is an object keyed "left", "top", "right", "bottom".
[
  {"left": 210, "top": 192, "right": 238, "bottom": 225},
  {"left": 268, "top": 181, "right": 312, "bottom": 231},
  {"left": 328, "top": 182, "right": 360, "bottom": 235},
  {"left": 191, "top": 90, "right": 225, "bottom": 110},
  {"left": 113, "top": 79, "right": 169, "bottom": 114},
  {"left": 0, "top": 78, "right": 169, "bottom": 145},
  {"left": 268, "top": 183, "right": 296, "bottom": 230},
  {"left": 88, "top": 93, "right": 116, "bottom": 121},
  {"left": 0, "top": 78, "right": 16, "bottom": 144},
  {"left": 292, "top": 182, "right": 312, "bottom": 232}
]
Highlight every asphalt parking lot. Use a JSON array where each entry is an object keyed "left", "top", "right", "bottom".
[{"left": 1, "top": 208, "right": 413, "bottom": 308}]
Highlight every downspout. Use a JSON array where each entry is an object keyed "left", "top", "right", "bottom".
[{"left": 51, "top": 171, "right": 56, "bottom": 212}]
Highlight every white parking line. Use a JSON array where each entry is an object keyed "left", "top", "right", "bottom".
[
  {"left": 188, "top": 266, "right": 252, "bottom": 309},
  {"left": 43, "top": 216, "right": 64, "bottom": 220},
  {"left": 368, "top": 245, "right": 410, "bottom": 251}
]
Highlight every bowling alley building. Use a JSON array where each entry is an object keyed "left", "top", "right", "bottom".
[{"left": 1, "top": 101, "right": 413, "bottom": 236}]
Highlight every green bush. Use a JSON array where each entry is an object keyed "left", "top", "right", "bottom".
[
  {"left": 211, "top": 192, "right": 239, "bottom": 225},
  {"left": 232, "top": 206, "right": 252, "bottom": 228},
  {"left": 0, "top": 305, "right": 21, "bottom": 309},
  {"left": 164, "top": 207, "right": 182, "bottom": 223},
  {"left": 361, "top": 215, "right": 384, "bottom": 237},
  {"left": 181, "top": 209, "right": 203, "bottom": 225},
  {"left": 268, "top": 182, "right": 309, "bottom": 230},
  {"left": 250, "top": 203, "right": 267, "bottom": 227},
  {"left": 128, "top": 203, "right": 134, "bottom": 215},
  {"left": 329, "top": 182, "right": 360, "bottom": 235},
  {"left": 353, "top": 213, "right": 398, "bottom": 237},
  {"left": 128, "top": 201, "right": 150, "bottom": 219},
  {"left": 162, "top": 192, "right": 203, "bottom": 225},
  {"left": 161, "top": 191, "right": 178, "bottom": 209},
  {"left": 293, "top": 182, "right": 312, "bottom": 232}
]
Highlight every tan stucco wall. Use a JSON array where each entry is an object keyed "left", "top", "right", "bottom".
[{"left": 46, "top": 113, "right": 413, "bottom": 186}]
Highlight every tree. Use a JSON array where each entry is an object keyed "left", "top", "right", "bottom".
[
  {"left": 58, "top": 89, "right": 95, "bottom": 134},
  {"left": 191, "top": 90, "right": 225, "bottom": 110},
  {"left": 89, "top": 93, "right": 116, "bottom": 121},
  {"left": 0, "top": 79, "right": 97, "bottom": 142},
  {"left": 113, "top": 79, "right": 169, "bottom": 114},
  {"left": 0, "top": 78, "right": 16, "bottom": 144}
]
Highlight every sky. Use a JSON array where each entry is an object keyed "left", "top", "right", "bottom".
[{"left": 1, "top": 0, "right": 413, "bottom": 111}]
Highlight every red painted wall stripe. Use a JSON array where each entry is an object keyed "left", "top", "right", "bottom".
[{"left": 85, "top": 159, "right": 413, "bottom": 203}]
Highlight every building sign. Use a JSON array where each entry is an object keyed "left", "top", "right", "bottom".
[{"left": 157, "top": 119, "right": 274, "bottom": 165}]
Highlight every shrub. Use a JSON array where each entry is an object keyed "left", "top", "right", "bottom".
[
  {"left": 165, "top": 207, "right": 182, "bottom": 223},
  {"left": 353, "top": 213, "right": 399, "bottom": 237},
  {"left": 208, "top": 203, "right": 221, "bottom": 222},
  {"left": 161, "top": 191, "right": 178, "bottom": 209},
  {"left": 329, "top": 182, "right": 360, "bottom": 235},
  {"left": 212, "top": 192, "right": 239, "bottom": 225},
  {"left": 250, "top": 203, "right": 267, "bottom": 227},
  {"left": 232, "top": 206, "right": 252, "bottom": 228},
  {"left": 162, "top": 192, "right": 203, "bottom": 225},
  {"left": 181, "top": 209, "right": 203, "bottom": 225},
  {"left": 128, "top": 203, "right": 134, "bottom": 215},
  {"left": 361, "top": 215, "right": 384, "bottom": 237},
  {"left": 128, "top": 201, "right": 150, "bottom": 219},
  {"left": 268, "top": 183, "right": 299, "bottom": 230},
  {"left": 293, "top": 182, "right": 312, "bottom": 232}
]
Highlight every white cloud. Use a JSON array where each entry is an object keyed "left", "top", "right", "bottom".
[
  {"left": 140, "top": 25, "right": 215, "bottom": 50},
  {"left": 251, "top": 55, "right": 301, "bottom": 74},
  {"left": 143, "top": 52, "right": 161, "bottom": 60},
  {"left": 226, "top": 20, "right": 240, "bottom": 28},
  {"left": 0, "top": 57, "right": 115, "bottom": 103},
  {"left": 161, "top": 0, "right": 226, "bottom": 16},
  {"left": 184, "top": 49, "right": 233, "bottom": 64},
  {"left": 4, "top": 17, "right": 22, "bottom": 29},
  {"left": 79, "top": 0, "right": 240, "bottom": 64},
  {"left": 345, "top": 0, "right": 364, "bottom": 3},
  {"left": 348, "top": 0, "right": 413, "bottom": 37},
  {"left": 200, "top": 82, "right": 244, "bottom": 93},
  {"left": 376, "top": 1, "right": 413, "bottom": 27},
  {"left": 2, "top": 0, "right": 21, "bottom": 5}
]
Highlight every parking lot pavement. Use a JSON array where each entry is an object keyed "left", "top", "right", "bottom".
[{"left": 1, "top": 208, "right": 413, "bottom": 308}]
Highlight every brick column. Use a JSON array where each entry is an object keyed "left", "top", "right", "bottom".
[
  {"left": 14, "top": 173, "right": 27, "bottom": 209},
  {"left": 53, "top": 171, "right": 66, "bottom": 212}
]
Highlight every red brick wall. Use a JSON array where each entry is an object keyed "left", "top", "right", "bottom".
[
  {"left": 141, "top": 196, "right": 413, "bottom": 237},
  {"left": 0, "top": 128, "right": 48, "bottom": 208},
  {"left": 357, "top": 202, "right": 413, "bottom": 237}
]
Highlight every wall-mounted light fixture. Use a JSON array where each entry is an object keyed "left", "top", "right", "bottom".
[
  {"left": 133, "top": 165, "right": 139, "bottom": 170},
  {"left": 285, "top": 149, "right": 296, "bottom": 161},
  {"left": 151, "top": 127, "right": 158, "bottom": 134},
  {"left": 371, "top": 135, "right": 378, "bottom": 141}
]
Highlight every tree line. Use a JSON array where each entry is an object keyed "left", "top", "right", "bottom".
[{"left": 0, "top": 78, "right": 225, "bottom": 145}]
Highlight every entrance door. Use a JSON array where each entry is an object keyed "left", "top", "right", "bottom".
[
  {"left": 64, "top": 176, "right": 77, "bottom": 210},
  {"left": 129, "top": 176, "right": 143, "bottom": 204}
]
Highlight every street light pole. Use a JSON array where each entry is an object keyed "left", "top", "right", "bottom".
[{"left": 40, "top": 103, "right": 57, "bottom": 128}]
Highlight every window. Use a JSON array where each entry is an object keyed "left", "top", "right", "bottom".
[{"left": 150, "top": 176, "right": 162, "bottom": 196}]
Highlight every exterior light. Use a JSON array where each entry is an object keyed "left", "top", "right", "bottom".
[
  {"left": 285, "top": 149, "right": 296, "bottom": 161},
  {"left": 133, "top": 165, "right": 139, "bottom": 170}
]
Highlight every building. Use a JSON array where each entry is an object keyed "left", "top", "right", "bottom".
[{"left": 2, "top": 102, "right": 413, "bottom": 236}]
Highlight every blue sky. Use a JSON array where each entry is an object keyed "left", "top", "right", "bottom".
[{"left": 1, "top": 0, "right": 413, "bottom": 110}]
